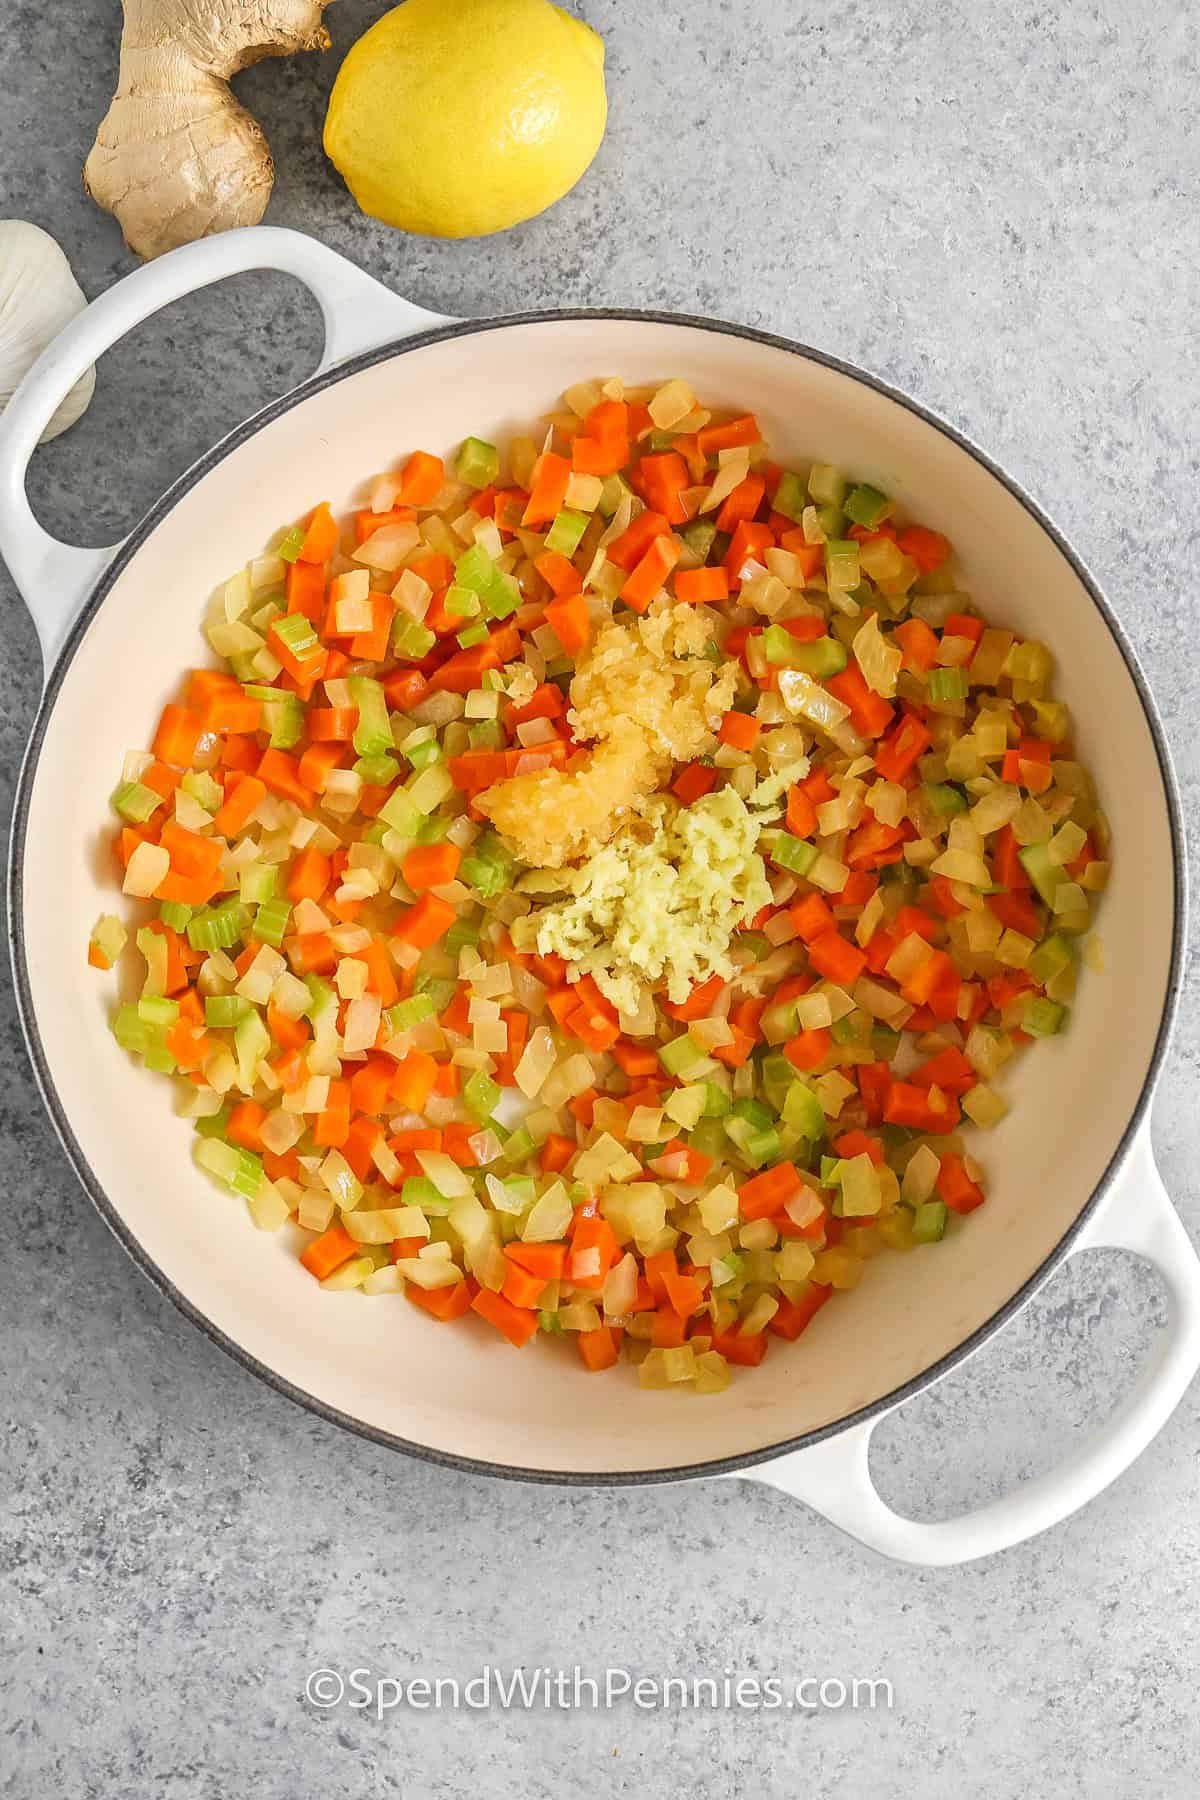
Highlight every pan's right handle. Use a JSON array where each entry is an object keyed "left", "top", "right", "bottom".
[
  {"left": 0, "top": 226, "right": 454, "bottom": 677},
  {"left": 741, "top": 1126, "right": 1200, "bottom": 1564}
]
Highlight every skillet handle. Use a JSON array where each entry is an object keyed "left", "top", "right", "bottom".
[
  {"left": 739, "top": 1124, "right": 1200, "bottom": 1565},
  {"left": 0, "top": 226, "right": 453, "bottom": 675}
]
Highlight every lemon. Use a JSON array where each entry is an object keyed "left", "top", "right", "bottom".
[{"left": 323, "top": 0, "right": 607, "bottom": 238}]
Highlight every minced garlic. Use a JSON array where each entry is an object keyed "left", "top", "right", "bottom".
[{"left": 510, "top": 787, "right": 772, "bottom": 1015}]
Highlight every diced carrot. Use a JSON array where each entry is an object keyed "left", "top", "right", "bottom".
[
  {"left": 738, "top": 1162, "right": 802, "bottom": 1221},
  {"left": 501, "top": 1262, "right": 548, "bottom": 1310},
  {"left": 785, "top": 784, "right": 818, "bottom": 839},
  {"left": 390, "top": 1050, "right": 439, "bottom": 1113},
  {"left": 397, "top": 450, "right": 445, "bottom": 506},
  {"left": 257, "top": 747, "right": 315, "bottom": 809},
  {"left": 534, "top": 550, "right": 584, "bottom": 597},
  {"left": 287, "top": 847, "right": 330, "bottom": 903},
  {"left": 873, "top": 714, "right": 932, "bottom": 783},
  {"left": 662, "top": 1270, "right": 704, "bottom": 1317},
  {"left": 897, "top": 525, "right": 951, "bottom": 573},
  {"left": 723, "top": 520, "right": 775, "bottom": 587},
  {"left": 826, "top": 664, "right": 895, "bottom": 738},
  {"left": 393, "top": 892, "right": 457, "bottom": 949},
  {"left": 882, "top": 1080, "right": 960, "bottom": 1132},
  {"left": 151, "top": 704, "right": 203, "bottom": 768},
  {"left": 349, "top": 1056, "right": 395, "bottom": 1116},
  {"left": 651, "top": 1308, "right": 690, "bottom": 1349},
  {"left": 285, "top": 559, "right": 326, "bottom": 623},
  {"left": 893, "top": 617, "right": 940, "bottom": 673},
  {"left": 789, "top": 893, "right": 837, "bottom": 944},
  {"left": 383, "top": 668, "right": 430, "bottom": 712},
  {"left": 313, "top": 1079, "right": 351, "bottom": 1148},
  {"left": 505, "top": 1242, "right": 567, "bottom": 1280},
  {"left": 212, "top": 773, "right": 265, "bottom": 838},
  {"left": 567, "top": 1214, "right": 619, "bottom": 1290},
  {"left": 607, "top": 510, "right": 671, "bottom": 571},
  {"left": 521, "top": 451, "right": 571, "bottom": 527},
  {"left": 540, "top": 1133, "right": 576, "bottom": 1174},
  {"left": 471, "top": 1286, "right": 539, "bottom": 1347},
  {"left": 408, "top": 1280, "right": 473, "bottom": 1321},
  {"left": 267, "top": 1001, "right": 308, "bottom": 1051},
  {"left": 676, "top": 566, "right": 731, "bottom": 605},
  {"left": 298, "top": 501, "right": 339, "bottom": 564},
  {"left": 662, "top": 972, "right": 726, "bottom": 1022},
  {"left": 697, "top": 414, "right": 760, "bottom": 454},
  {"left": 402, "top": 842, "right": 462, "bottom": 892},
  {"left": 576, "top": 1326, "right": 621, "bottom": 1371},
  {"left": 937, "top": 1152, "right": 986, "bottom": 1214},
  {"left": 300, "top": 1224, "right": 357, "bottom": 1282},
  {"left": 806, "top": 930, "right": 868, "bottom": 986},
  {"left": 709, "top": 1327, "right": 768, "bottom": 1367},
  {"left": 769, "top": 1285, "right": 833, "bottom": 1340},
  {"left": 544, "top": 592, "right": 592, "bottom": 655},
  {"left": 783, "top": 1028, "right": 832, "bottom": 1073},
  {"left": 911, "top": 1047, "right": 977, "bottom": 1096},
  {"left": 672, "top": 762, "right": 719, "bottom": 805}
]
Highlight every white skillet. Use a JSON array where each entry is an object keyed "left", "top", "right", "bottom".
[{"left": 0, "top": 227, "right": 1193, "bottom": 1564}]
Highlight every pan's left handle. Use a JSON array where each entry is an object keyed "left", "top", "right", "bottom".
[{"left": 0, "top": 226, "right": 455, "bottom": 676}]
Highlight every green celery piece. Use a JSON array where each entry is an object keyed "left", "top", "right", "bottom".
[
  {"left": 688, "top": 1118, "right": 729, "bottom": 1161},
  {"left": 460, "top": 831, "right": 515, "bottom": 899},
  {"left": 239, "top": 864, "right": 278, "bottom": 906},
  {"left": 272, "top": 611, "right": 317, "bottom": 655},
  {"left": 137, "top": 995, "right": 179, "bottom": 1026},
  {"left": 277, "top": 525, "right": 306, "bottom": 563},
  {"left": 502, "top": 1127, "right": 536, "bottom": 1165},
  {"left": 180, "top": 770, "right": 223, "bottom": 812},
  {"left": 808, "top": 464, "right": 847, "bottom": 507},
  {"left": 872, "top": 1025, "right": 902, "bottom": 1061},
  {"left": 700, "top": 1081, "right": 731, "bottom": 1118},
  {"left": 414, "top": 974, "right": 457, "bottom": 1011},
  {"left": 354, "top": 754, "right": 400, "bottom": 785},
  {"left": 772, "top": 471, "right": 807, "bottom": 523},
  {"left": 402, "top": 1175, "right": 450, "bottom": 1215},
  {"left": 443, "top": 584, "right": 481, "bottom": 620},
  {"left": 538, "top": 1309, "right": 563, "bottom": 1333},
  {"left": 444, "top": 917, "right": 481, "bottom": 955},
  {"left": 763, "top": 627, "right": 848, "bottom": 677},
  {"left": 254, "top": 899, "right": 292, "bottom": 949},
  {"left": 732, "top": 1096, "right": 774, "bottom": 1130},
  {"left": 764, "top": 831, "right": 819, "bottom": 877},
  {"left": 158, "top": 900, "right": 193, "bottom": 932},
  {"left": 1018, "top": 841, "right": 1066, "bottom": 907},
  {"left": 405, "top": 738, "right": 443, "bottom": 772},
  {"left": 912, "top": 1200, "right": 948, "bottom": 1244},
  {"left": 456, "top": 436, "right": 500, "bottom": 489},
  {"left": 416, "top": 813, "right": 452, "bottom": 843},
  {"left": 385, "top": 994, "right": 436, "bottom": 1033},
  {"left": 378, "top": 785, "right": 423, "bottom": 837},
  {"left": 597, "top": 473, "right": 634, "bottom": 519},
  {"left": 457, "top": 623, "right": 491, "bottom": 647},
  {"left": 1024, "top": 996, "right": 1068, "bottom": 1037},
  {"left": 1028, "top": 934, "right": 1075, "bottom": 988},
  {"left": 193, "top": 1105, "right": 231, "bottom": 1141},
  {"left": 234, "top": 1009, "right": 270, "bottom": 1090},
  {"left": 204, "top": 994, "right": 251, "bottom": 1028},
  {"left": 928, "top": 667, "right": 968, "bottom": 702},
  {"left": 843, "top": 483, "right": 892, "bottom": 530},
  {"left": 544, "top": 510, "right": 589, "bottom": 557},
  {"left": 468, "top": 719, "right": 505, "bottom": 750},
  {"left": 349, "top": 675, "right": 392, "bottom": 757},
  {"left": 482, "top": 577, "right": 520, "bottom": 621},
  {"left": 824, "top": 538, "right": 860, "bottom": 588},
  {"left": 393, "top": 617, "right": 437, "bottom": 660},
  {"left": 923, "top": 781, "right": 967, "bottom": 816},
  {"left": 743, "top": 1127, "right": 781, "bottom": 1168},
  {"left": 455, "top": 543, "right": 498, "bottom": 598},
  {"left": 737, "top": 931, "right": 771, "bottom": 962},
  {"left": 830, "top": 1013, "right": 862, "bottom": 1046},
  {"left": 680, "top": 518, "right": 718, "bottom": 561},
  {"left": 782, "top": 1080, "right": 825, "bottom": 1141},
  {"left": 463, "top": 1070, "right": 502, "bottom": 1123},
  {"left": 659, "top": 1034, "right": 706, "bottom": 1077},
  {"left": 820, "top": 1156, "right": 844, "bottom": 1186},
  {"left": 112, "top": 780, "right": 163, "bottom": 825}
]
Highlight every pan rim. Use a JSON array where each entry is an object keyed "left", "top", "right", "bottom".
[{"left": 8, "top": 306, "right": 1187, "bottom": 1487}]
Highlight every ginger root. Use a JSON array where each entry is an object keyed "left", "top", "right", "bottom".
[{"left": 84, "top": 0, "right": 335, "bottom": 259}]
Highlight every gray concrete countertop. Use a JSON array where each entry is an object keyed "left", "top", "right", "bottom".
[{"left": 2, "top": 3, "right": 1198, "bottom": 1795}]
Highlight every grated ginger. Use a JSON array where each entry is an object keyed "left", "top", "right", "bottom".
[{"left": 478, "top": 605, "right": 737, "bottom": 869}]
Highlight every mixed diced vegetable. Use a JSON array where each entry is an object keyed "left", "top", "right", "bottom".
[{"left": 91, "top": 377, "right": 1108, "bottom": 1393}]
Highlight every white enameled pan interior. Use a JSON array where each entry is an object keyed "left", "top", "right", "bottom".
[{"left": 14, "top": 316, "right": 1179, "bottom": 1477}]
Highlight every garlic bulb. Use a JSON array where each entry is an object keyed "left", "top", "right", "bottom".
[{"left": 0, "top": 221, "right": 95, "bottom": 441}]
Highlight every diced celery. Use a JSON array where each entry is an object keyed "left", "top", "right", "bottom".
[
  {"left": 239, "top": 863, "right": 278, "bottom": 906},
  {"left": 386, "top": 994, "right": 436, "bottom": 1033},
  {"left": 844, "top": 483, "right": 892, "bottom": 530},
  {"left": 444, "top": 584, "right": 481, "bottom": 619},
  {"left": 413, "top": 973, "right": 456, "bottom": 1011},
  {"left": 456, "top": 436, "right": 500, "bottom": 489},
  {"left": 181, "top": 770, "right": 223, "bottom": 812},
  {"left": 272, "top": 611, "right": 317, "bottom": 655},
  {"left": 234, "top": 1009, "right": 270, "bottom": 1090},
  {"left": 457, "top": 622, "right": 491, "bottom": 647},
  {"left": 137, "top": 995, "right": 178, "bottom": 1026},
  {"left": 455, "top": 543, "right": 498, "bottom": 598},
  {"left": 349, "top": 676, "right": 393, "bottom": 757},
  {"left": 464, "top": 1070, "right": 501, "bottom": 1123},
  {"left": 468, "top": 720, "right": 505, "bottom": 750},
  {"left": 1028, "top": 934, "right": 1075, "bottom": 989},
  {"left": 354, "top": 754, "right": 400, "bottom": 785},
  {"left": 90, "top": 914, "right": 128, "bottom": 965},
  {"left": 701, "top": 1081, "right": 731, "bottom": 1118},
  {"left": 277, "top": 525, "right": 306, "bottom": 563},
  {"left": 912, "top": 1200, "right": 948, "bottom": 1244},
  {"left": 393, "top": 617, "right": 437, "bottom": 660},
  {"left": 743, "top": 1126, "right": 781, "bottom": 1168},
  {"left": 762, "top": 627, "right": 847, "bottom": 677},
  {"left": 254, "top": 898, "right": 292, "bottom": 949},
  {"left": 401, "top": 1175, "right": 449, "bottom": 1215},
  {"left": 772, "top": 471, "right": 807, "bottom": 523},
  {"left": 808, "top": 464, "right": 847, "bottom": 507},
  {"left": 194, "top": 1104, "right": 230, "bottom": 1141},
  {"left": 763, "top": 831, "right": 819, "bottom": 875},
  {"left": 824, "top": 539, "right": 860, "bottom": 591},
  {"left": 923, "top": 781, "right": 967, "bottom": 816},
  {"left": 659, "top": 1034, "right": 707, "bottom": 1077},
  {"left": 1018, "top": 841, "right": 1066, "bottom": 907},
  {"left": 928, "top": 667, "right": 969, "bottom": 702},
  {"left": 544, "top": 509, "right": 589, "bottom": 557},
  {"left": 782, "top": 1080, "right": 825, "bottom": 1141},
  {"left": 204, "top": 994, "right": 252, "bottom": 1028},
  {"left": 405, "top": 738, "right": 443, "bottom": 772},
  {"left": 460, "top": 831, "right": 515, "bottom": 898},
  {"left": 1024, "top": 996, "right": 1068, "bottom": 1036},
  {"left": 598, "top": 473, "right": 634, "bottom": 519},
  {"left": 112, "top": 780, "right": 163, "bottom": 825},
  {"left": 416, "top": 813, "right": 453, "bottom": 843},
  {"left": 378, "top": 785, "right": 423, "bottom": 837},
  {"left": 502, "top": 1127, "right": 536, "bottom": 1166}
]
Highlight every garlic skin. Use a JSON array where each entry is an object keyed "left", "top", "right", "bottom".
[{"left": 0, "top": 221, "right": 96, "bottom": 442}]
